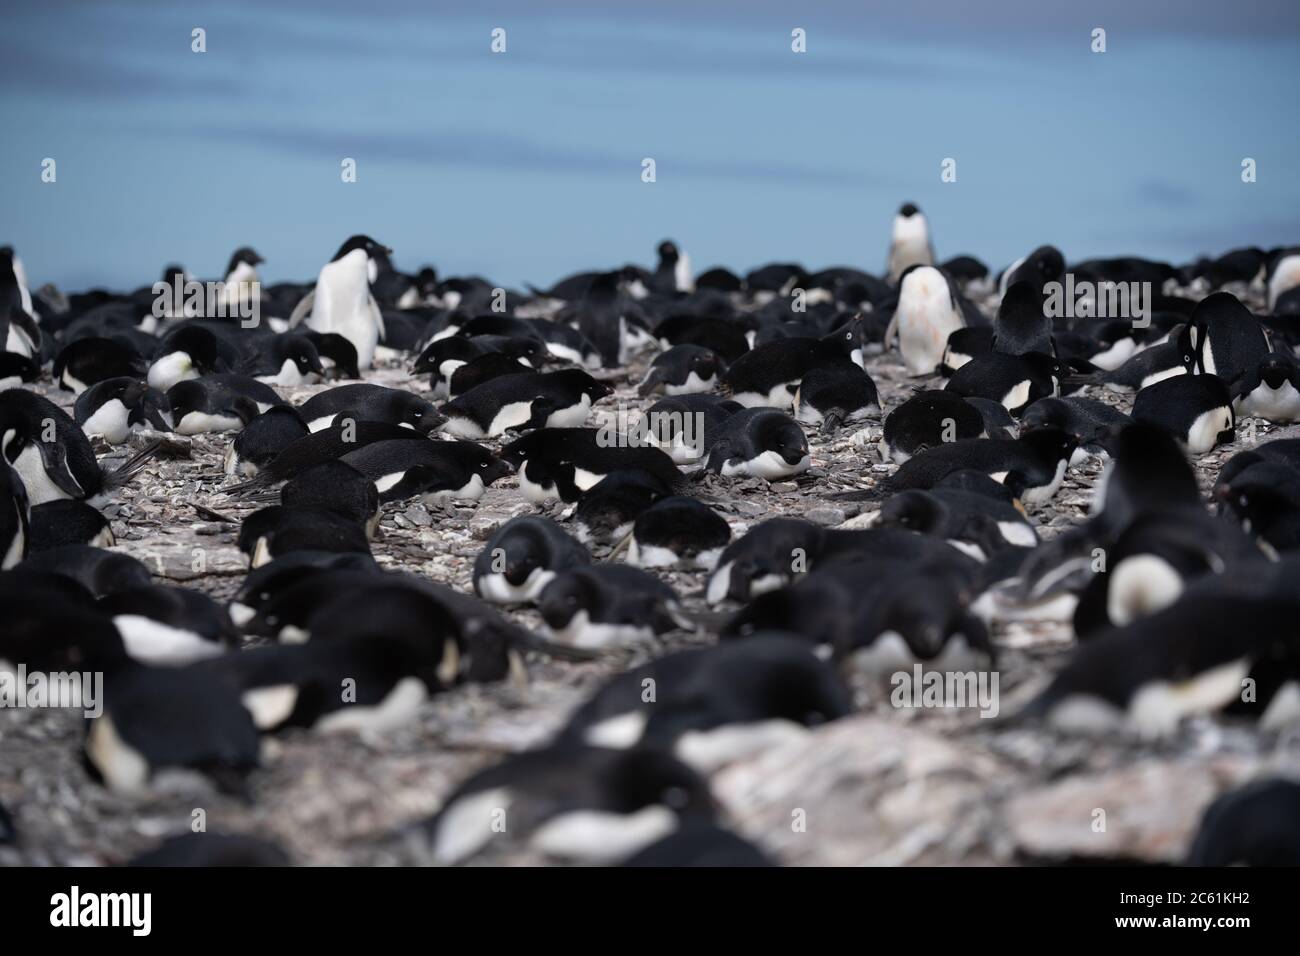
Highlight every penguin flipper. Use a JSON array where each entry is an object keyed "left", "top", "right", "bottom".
[{"left": 287, "top": 287, "right": 315, "bottom": 328}]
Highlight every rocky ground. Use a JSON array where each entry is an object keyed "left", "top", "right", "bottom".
[{"left": 3, "top": 291, "right": 1300, "bottom": 867}]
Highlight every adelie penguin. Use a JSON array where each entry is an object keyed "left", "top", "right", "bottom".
[
  {"left": 224, "top": 420, "right": 439, "bottom": 491},
  {"left": 28, "top": 499, "right": 113, "bottom": 551},
  {"left": 99, "top": 584, "right": 238, "bottom": 665},
  {"left": 340, "top": 438, "right": 511, "bottom": 504},
  {"left": 885, "top": 202, "right": 934, "bottom": 284},
  {"left": 877, "top": 486, "right": 1038, "bottom": 560},
  {"left": 165, "top": 374, "right": 281, "bottom": 434},
  {"left": 637, "top": 344, "right": 725, "bottom": 396},
  {"left": 878, "top": 390, "right": 985, "bottom": 463},
  {"left": 237, "top": 506, "right": 372, "bottom": 567},
  {"left": 0, "top": 389, "right": 156, "bottom": 505},
  {"left": 291, "top": 235, "right": 390, "bottom": 370},
  {"left": 1187, "top": 778, "right": 1300, "bottom": 866},
  {"left": 0, "top": 454, "right": 28, "bottom": 570},
  {"left": 640, "top": 393, "right": 742, "bottom": 465},
  {"left": 571, "top": 470, "right": 673, "bottom": 544},
  {"left": 224, "top": 405, "right": 309, "bottom": 476},
  {"left": 472, "top": 515, "right": 591, "bottom": 604},
  {"left": 992, "top": 281, "right": 1056, "bottom": 357},
  {"left": 75, "top": 377, "right": 151, "bottom": 445},
  {"left": 537, "top": 564, "right": 691, "bottom": 648},
  {"left": 241, "top": 333, "right": 324, "bottom": 386},
  {"left": 1186, "top": 291, "right": 1271, "bottom": 384},
  {"left": 53, "top": 337, "right": 146, "bottom": 394},
  {"left": 441, "top": 369, "right": 614, "bottom": 439},
  {"left": 424, "top": 745, "right": 714, "bottom": 865},
  {"left": 1231, "top": 351, "right": 1300, "bottom": 423},
  {"left": 702, "top": 408, "right": 810, "bottom": 480},
  {"left": 147, "top": 325, "right": 237, "bottom": 392},
  {"left": 1019, "top": 396, "right": 1130, "bottom": 460},
  {"left": 1132, "top": 374, "right": 1235, "bottom": 454},
  {"left": 886, "top": 266, "right": 969, "bottom": 376},
  {"left": 792, "top": 361, "right": 880, "bottom": 432},
  {"left": 720, "top": 318, "right": 866, "bottom": 409},
  {"left": 998, "top": 244, "right": 1065, "bottom": 296},
  {"left": 945, "top": 350, "right": 1060, "bottom": 415},
  {"left": 560, "top": 636, "right": 850, "bottom": 770},
  {"left": 280, "top": 460, "right": 381, "bottom": 534},
  {"left": 1065, "top": 325, "right": 1195, "bottom": 393},
  {"left": 626, "top": 495, "right": 731, "bottom": 570},
  {"left": 1214, "top": 461, "right": 1300, "bottom": 553},
  {"left": 500, "top": 427, "right": 683, "bottom": 504},
  {"left": 878, "top": 426, "right": 1079, "bottom": 507},
  {"left": 296, "top": 383, "right": 442, "bottom": 433},
  {"left": 448, "top": 352, "right": 533, "bottom": 398},
  {"left": 705, "top": 517, "right": 825, "bottom": 605},
  {"left": 650, "top": 239, "right": 694, "bottom": 294}
]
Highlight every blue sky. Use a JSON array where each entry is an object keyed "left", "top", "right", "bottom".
[{"left": 2, "top": 0, "right": 1298, "bottom": 292}]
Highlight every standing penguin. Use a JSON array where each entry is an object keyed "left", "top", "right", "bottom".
[
  {"left": 886, "top": 203, "right": 935, "bottom": 284},
  {"left": 292, "top": 235, "right": 390, "bottom": 370},
  {"left": 886, "top": 266, "right": 967, "bottom": 375}
]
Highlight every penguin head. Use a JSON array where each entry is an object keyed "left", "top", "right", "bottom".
[
  {"left": 386, "top": 390, "right": 444, "bottom": 434},
  {"left": 756, "top": 413, "right": 809, "bottom": 466},
  {"left": 537, "top": 571, "right": 594, "bottom": 630},
  {"left": 605, "top": 747, "right": 715, "bottom": 819},
  {"left": 688, "top": 347, "right": 725, "bottom": 379},
  {"left": 225, "top": 247, "right": 264, "bottom": 274},
  {"left": 1216, "top": 462, "right": 1297, "bottom": 534},
  {"left": 275, "top": 335, "right": 325, "bottom": 380},
  {"left": 1257, "top": 353, "right": 1294, "bottom": 390},
  {"left": 307, "top": 332, "right": 360, "bottom": 380},
  {"left": 1017, "top": 425, "right": 1078, "bottom": 467},
  {"left": 878, "top": 490, "right": 947, "bottom": 535},
  {"left": 331, "top": 235, "right": 392, "bottom": 264},
  {"left": 657, "top": 240, "right": 680, "bottom": 264},
  {"left": 414, "top": 266, "right": 439, "bottom": 298},
  {"left": 158, "top": 326, "right": 228, "bottom": 376},
  {"left": 898, "top": 202, "right": 920, "bottom": 218}
]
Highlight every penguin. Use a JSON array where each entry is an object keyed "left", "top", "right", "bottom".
[
  {"left": 1131, "top": 374, "right": 1235, "bottom": 454},
  {"left": 992, "top": 281, "right": 1055, "bottom": 356},
  {"left": 570, "top": 269, "right": 654, "bottom": 367},
  {"left": 1187, "top": 291, "right": 1271, "bottom": 383},
  {"left": 217, "top": 246, "right": 264, "bottom": 310},
  {"left": 885, "top": 266, "right": 967, "bottom": 375},
  {"left": 441, "top": 369, "right": 614, "bottom": 439},
  {"left": 0, "top": 352, "right": 39, "bottom": 390},
  {"left": 877, "top": 486, "right": 1038, "bottom": 559},
  {"left": 651, "top": 239, "right": 694, "bottom": 294},
  {"left": 571, "top": 469, "right": 673, "bottom": 544},
  {"left": 939, "top": 326, "right": 993, "bottom": 375},
  {"left": 637, "top": 345, "right": 726, "bottom": 397},
  {"left": 626, "top": 495, "right": 731, "bottom": 569},
  {"left": 1020, "top": 593, "right": 1300, "bottom": 737},
  {"left": 147, "top": 325, "right": 237, "bottom": 392},
  {"left": 621, "top": 821, "right": 775, "bottom": 867},
  {"left": 559, "top": 636, "right": 850, "bottom": 768},
  {"left": 998, "top": 245, "right": 1065, "bottom": 296},
  {"left": 0, "top": 456, "right": 28, "bottom": 569},
  {"left": 165, "top": 375, "right": 281, "bottom": 435},
  {"left": 448, "top": 352, "right": 533, "bottom": 398},
  {"left": 224, "top": 405, "right": 309, "bottom": 477},
  {"left": 127, "top": 832, "right": 291, "bottom": 867},
  {"left": 1, "top": 389, "right": 156, "bottom": 505},
  {"left": 537, "top": 565, "right": 691, "bottom": 648},
  {"left": 1187, "top": 778, "right": 1300, "bottom": 866},
  {"left": 17, "top": 545, "right": 152, "bottom": 597},
  {"left": 472, "top": 515, "right": 591, "bottom": 604},
  {"left": 75, "top": 377, "right": 149, "bottom": 444},
  {"left": 297, "top": 383, "right": 443, "bottom": 434},
  {"left": 1215, "top": 438, "right": 1300, "bottom": 493},
  {"left": 640, "top": 393, "right": 743, "bottom": 465},
  {"left": 886, "top": 202, "right": 934, "bottom": 284},
  {"left": 1266, "top": 248, "right": 1300, "bottom": 310},
  {"left": 413, "top": 334, "right": 538, "bottom": 398},
  {"left": 721, "top": 320, "right": 865, "bottom": 409},
  {"left": 0, "top": 251, "right": 40, "bottom": 357},
  {"left": 964, "top": 397, "right": 1018, "bottom": 440},
  {"left": 85, "top": 665, "right": 261, "bottom": 794},
  {"left": 237, "top": 506, "right": 372, "bottom": 568},
  {"left": 340, "top": 437, "right": 511, "bottom": 503},
  {"left": 883, "top": 427, "right": 1079, "bottom": 506},
  {"left": 52, "top": 337, "right": 146, "bottom": 394},
  {"left": 280, "top": 460, "right": 381, "bottom": 534},
  {"left": 227, "top": 550, "right": 381, "bottom": 628},
  {"left": 99, "top": 584, "right": 238, "bottom": 664},
  {"left": 28, "top": 500, "right": 113, "bottom": 551},
  {"left": 1215, "top": 461, "right": 1300, "bottom": 553},
  {"left": 792, "top": 361, "right": 880, "bottom": 432},
  {"left": 500, "top": 427, "right": 684, "bottom": 504},
  {"left": 1, "top": 599, "right": 129, "bottom": 713},
  {"left": 945, "top": 350, "right": 1060, "bottom": 414},
  {"left": 524, "top": 317, "right": 602, "bottom": 368},
  {"left": 237, "top": 567, "right": 395, "bottom": 642},
  {"left": 879, "top": 390, "right": 985, "bottom": 463},
  {"left": 1065, "top": 327, "right": 1195, "bottom": 393},
  {"left": 705, "top": 517, "right": 826, "bottom": 605},
  {"left": 241, "top": 333, "right": 324, "bottom": 386},
  {"left": 224, "top": 420, "right": 439, "bottom": 491},
  {"left": 424, "top": 745, "right": 714, "bottom": 865},
  {"left": 702, "top": 408, "right": 810, "bottom": 480},
  {"left": 939, "top": 254, "right": 990, "bottom": 295},
  {"left": 1231, "top": 352, "right": 1300, "bottom": 423},
  {"left": 654, "top": 314, "right": 752, "bottom": 363},
  {"left": 303, "top": 330, "right": 360, "bottom": 380},
  {"left": 292, "top": 235, "right": 390, "bottom": 370},
  {"left": 1019, "top": 396, "right": 1131, "bottom": 460}
]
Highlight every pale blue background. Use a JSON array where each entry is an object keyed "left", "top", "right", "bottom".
[{"left": 2, "top": 0, "right": 1297, "bottom": 291}]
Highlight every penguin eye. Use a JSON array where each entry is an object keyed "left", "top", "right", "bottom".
[
  {"left": 480, "top": 461, "right": 487, "bottom": 468},
  {"left": 661, "top": 785, "right": 690, "bottom": 810},
  {"left": 1239, "top": 494, "right": 1248, "bottom": 506}
]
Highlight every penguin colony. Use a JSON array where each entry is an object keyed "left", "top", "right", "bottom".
[{"left": 2, "top": 216, "right": 1300, "bottom": 867}]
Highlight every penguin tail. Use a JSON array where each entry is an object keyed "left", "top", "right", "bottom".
[
  {"left": 826, "top": 480, "right": 888, "bottom": 503},
  {"left": 514, "top": 632, "right": 601, "bottom": 662},
  {"left": 819, "top": 411, "right": 844, "bottom": 436},
  {"left": 100, "top": 438, "right": 163, "bottom": 491},
  {"left": 221, "top": 474, "right": 273, "bottom": 497}
]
